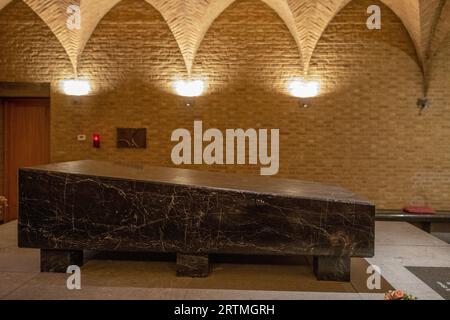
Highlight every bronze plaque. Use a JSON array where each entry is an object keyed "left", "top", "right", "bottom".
[{"left": 117, "top": 128, "right": 147, "bottom": 149}]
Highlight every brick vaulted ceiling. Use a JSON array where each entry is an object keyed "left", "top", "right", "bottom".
[{"left": 1, "top": 0, "right": 450, "bottom": 77}]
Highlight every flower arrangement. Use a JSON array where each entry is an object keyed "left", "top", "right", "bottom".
[
  {"left": 384, "top": 290, "right": 417, "bottom": 300},
  {"left": 0, "top": 196, "right": 8, "bottom": 223},
  {"left": 0, "top": 196, "right": 7, "bottom": 205}
]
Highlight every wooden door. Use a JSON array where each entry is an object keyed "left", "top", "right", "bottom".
[{"left": 3, "top": 98, "right": 50, "bottom": 222}]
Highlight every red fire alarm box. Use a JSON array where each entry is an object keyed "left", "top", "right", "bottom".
[{"left": 93, "top": 134, "right": 101, "bottom": 148}]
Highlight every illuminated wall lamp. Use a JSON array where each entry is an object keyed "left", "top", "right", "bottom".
[
  {"left": 288, "top": 80, "right": 320, "bottom": 108},
  {"left": 61, "top": 79, "right": 91, "bottom": 96},
  {"left": 173, "top": 80, "right": 205, "bottom": 107}
]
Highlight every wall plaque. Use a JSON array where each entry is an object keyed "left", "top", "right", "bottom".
[{"left": 117, "top": 128, "right": 147, "bottom": 149}]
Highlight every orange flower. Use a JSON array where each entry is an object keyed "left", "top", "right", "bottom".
[
  {"left": 392, "top": 290, "right": 405, "bottom": 300},
  {"left": 385, "top": 290, "right": 417, "bottom": 300}
]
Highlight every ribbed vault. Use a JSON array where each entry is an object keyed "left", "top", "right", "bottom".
[
  {"left": 23, "top": 0, "right": 81, "bottom": 73},
  {"left": 0, "top": 0, "right": 449, "bottom": 77}
]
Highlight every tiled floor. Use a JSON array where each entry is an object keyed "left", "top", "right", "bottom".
[
  {"left": 367, "top": 222, "right": 450, "bottom": 300},
  {"left": 0, "top": 221, "right": 448, "bottom": 300}
]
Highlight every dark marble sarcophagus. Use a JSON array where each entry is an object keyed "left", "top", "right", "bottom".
[{"left": 19, "top": 160, "right": 375, "bottom": 281}]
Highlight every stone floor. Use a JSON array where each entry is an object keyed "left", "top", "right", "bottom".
[{"left": 0, "top": 221, "right": 448, "bottom": 300}]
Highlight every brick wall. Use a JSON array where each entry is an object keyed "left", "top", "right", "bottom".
[{"left": 0, "top": 0, "right": 449, "bottom": 210}]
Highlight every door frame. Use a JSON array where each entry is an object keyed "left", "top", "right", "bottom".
[{"left": 0, "top": 82, "right": 51, "bottom": 223}]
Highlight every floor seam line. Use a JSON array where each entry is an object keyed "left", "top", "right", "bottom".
[{"left": 0, "top": 272, "right": 40, "bottom": 300}]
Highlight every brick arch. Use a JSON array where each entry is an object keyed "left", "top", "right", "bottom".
[
  {"left": 191, "top": 0, "right": 303, "bottom": 74},
  {"left": 191, "top": 0, "right": 431, "bottom": 74},
  {"left": 33, "top": 0, "right": 303, "bottom": 76},
  {"left": 78, "top": 0, "right": 187, "bottom": 90},
  {"left": 78, "top": 0, "right": 171, "bottom": 72},
  {"left": 0, "top": 0, "right": 73, "bottom": 82},
  {"left": 0, "top": 0, "right": 185, "bottom": 76},
  {"left": 310, "top": 0, "right": 423, "bottom": 90},
  {"left": 302, "top": 0, "right": 448, "bottom": 75},
  {"left": 1, "top": 0, "right": 450, "bottom": 78},
  {"left": 311, "top": 0, "right": 425, "bottom": 97},
  {"left": 80, "top": 0, "right": 304, "bottom": 74},
  {"left": 192, "top": 0, "right": 303, "bottom": 96},
  {"left": 295, "top": 0, "right": 421, "bottom": 73},
  {"left": 0, "top": 0, "right": 77, "bottom": 74},
  {"left": 21, "top": 0, "right": 81, "bottom": 74}
]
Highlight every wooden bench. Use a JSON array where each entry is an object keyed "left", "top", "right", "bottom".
[{"left": 376, "top": 210, "right": 450, "bottom": 233}]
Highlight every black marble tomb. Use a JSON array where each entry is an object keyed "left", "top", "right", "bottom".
[{"left": 18, "top": 160, "right": 375, "bottom": 281}]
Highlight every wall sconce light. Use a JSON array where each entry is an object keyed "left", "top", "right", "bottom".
[
  {"left": 288, "top": 80, "right": 320, "bottom": 108},
  {"left": 173, "top": 79, "right": 205, "bottom": 107},
  {"left": 61, "top": 79, "right": 91, "bottom": 96}
]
